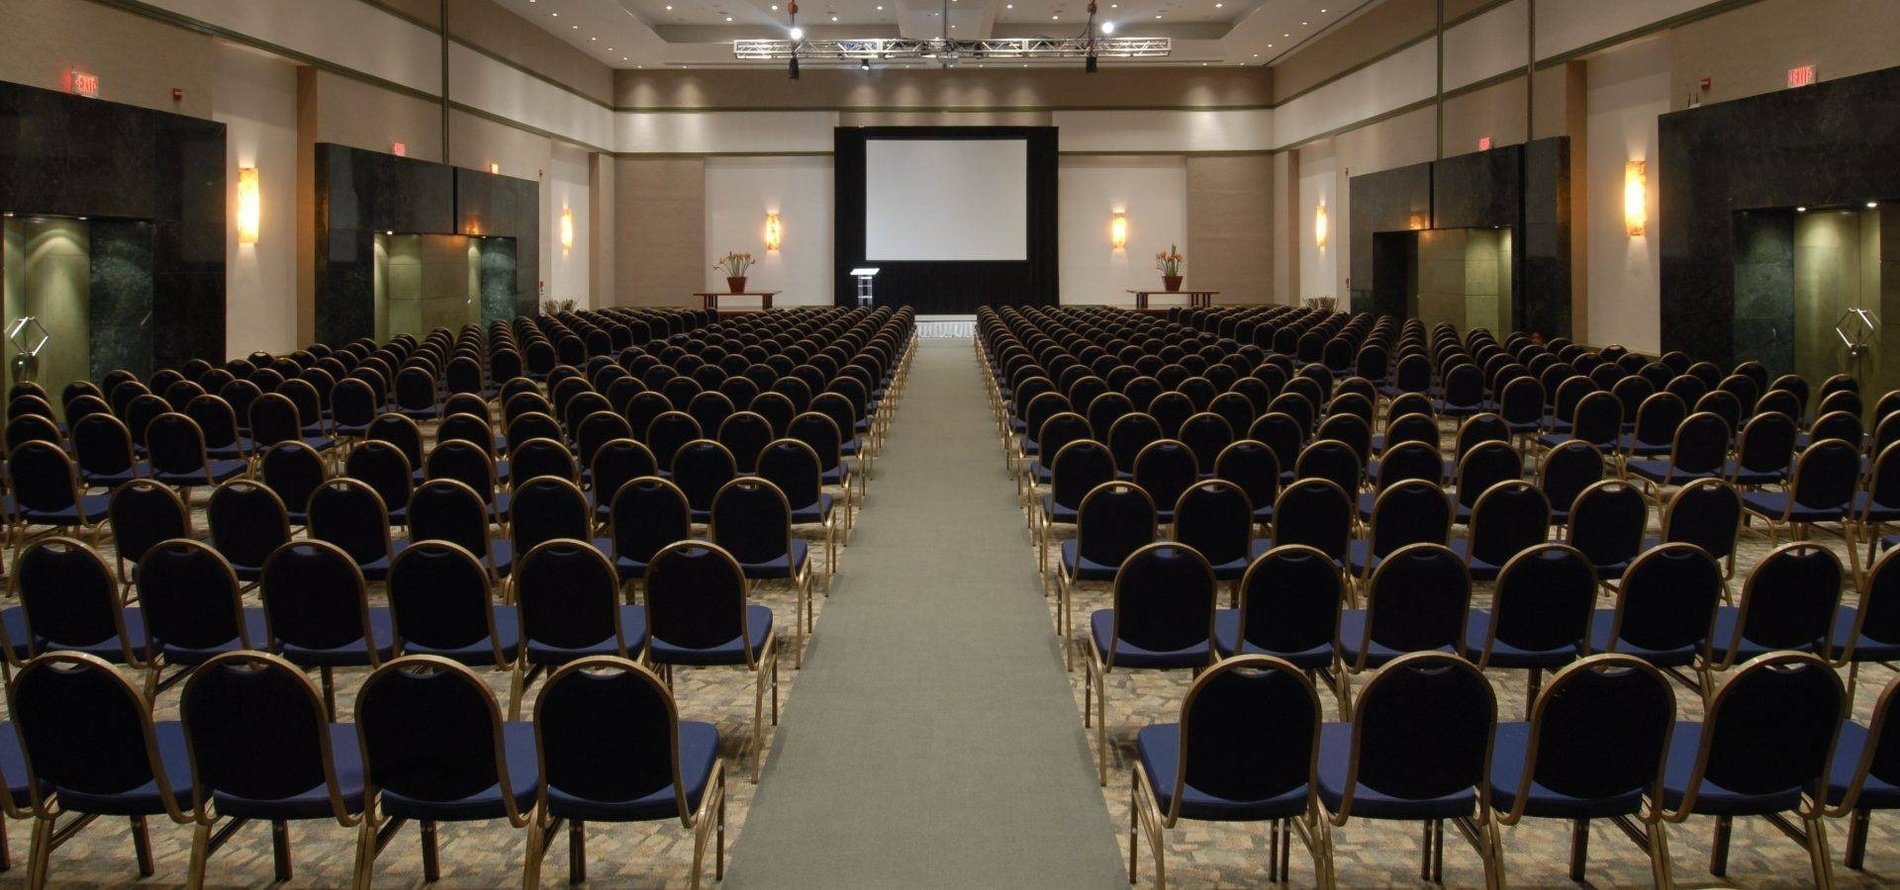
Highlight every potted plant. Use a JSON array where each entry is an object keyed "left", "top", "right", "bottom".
[
  {"left": 1155, "top": 244, "right": 1184, "bottom": 292},
  {"left": 714, "top": 252, "right": 754, "bottom": 293}
]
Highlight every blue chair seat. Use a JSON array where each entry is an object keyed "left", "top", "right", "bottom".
[
  {"left": 1616, "top": 433, "right": 1672, "bottom": 458},
  {"left": 821, "top": 464, "right": 852, "bottom": 486},
  {"left": 1535, "top": 433, "right": 1577, "bottom": 450},
  {"left": 0, "top": 721, "right": 35, "bottom": 810},
  {"left": 1212, "top": 609, "right": 1333, "bottom": 668},
  {"left": 1488, "top": 722, "right": 1644, "bottom": 818},
  {"left": 1626, "top": 459, "right": 1721, "bottom": 486},
  {"left": 1851, "top": 492, "right": 1900, "bottom": 523},
  {"left": 1355, "top": 492, "right": 1378, "bottom": 522},
  {"left": 1434, "top": 400, "right": 1484, "bottom": 418},
  {"left": 1336, "top": 610, "right": 1455, "bottom": 667},
  {"left": 1058, "top": 539, "right": 1120, "bottom": 582},
  {"left": 1741, "top": 491, "right": 1850, "bottom": 523},
  {"left": 156, "top": 607, "right": 274, "bottom": 666},
  {"left": 1462, "top": 612, "right": 1578, "bottom": 669},
  {"left": 525, "top": 605, "right": 649, "bottom": 666},
  {"left": 1089, "top": 610, "right": 1212, "bottom": 669},
  {"left": 1659, "top": 722, "right": 1802, "bottom": 815},
  {"left": 275, "top": 606, "right": 397, "bottom": 667},
  {"left": 0, "top": 608, "right": 27, "bottom": 661},
  {"left": 1345, "top": 539, "right": 1383, "bottom": 576},
  {"left": 839, "top": 438, "right": 861, "bottom": 458},
  {"left": 37, "top": 606, "right": 152, "bottom": 664},
  {"left": 790, "top": 495, "right": 835, "bottom": 524},
  {"left": 1447, "top": 539, "right": 1506, "bottom": 582},
  {"left": 1723, "top": 460, "right": 1787, "bottom": 487},
  {"left": 1040, "top": 495, "right": 1079, "bottom": 525},
  {"left": 1029, "top": 462, "right": 1054, "bottom": 485},
  {"left": 482, "top": 539, "right": 515, "bottom": 578},
  {"left": 299, "top": 435, "right": 339, "bottom": 453},
  {"left": 214, "top": 723, "right": 368, "bottom": 819},
  {"left": 154, "top": 458, "right": 249, "bottom": 487},
  {"left": 1586, "top": 612, "right": 1701, "bottom": 667},
  {"left": 80, "top": 461, "right": 152, "bottom": 486},
  {"left": 58, "top": 720, "right": 195, "bottom": 816},
  {"left": 1825, "top": 722, "right": 1900, "bottom": 810},
  {"left": 208, "top": 439, "right": 255, "bottom": 461},
  {"left": 379, "top": 722, "right": 540, "bottom": 821},
  {"left": 649, "top": 604, "right": 774, "bottom": 667},
  {"left": 1136, "top": 724, "right": 1310, "bottom": 821},
  {"left": 1207, "top": 555, "right": 1249, "bottom": 581},
  {"left": 1710, "top": 607, "right": 1820, "bottom": 664},
  {"left": 21, "top": 492, "right": 112, "bottom": 526},
  {"left": 545, "top": 721, "right": 719, "bottom": 821},
  {"left": 397, "top": 407, "right": 440, "bottom": 422},
  {"left": 400, "top": 606, "right": 522, "bottom": 665},
  {"left": 736, "top": 539, "right": 809, "bottom": 580},
  {"left": 1544, "top": 417, "right": 1574, "bottom": 434},
  {"left": 1316, "top": 723, "right": 1476, "bottom": 819},
  {"left": 352, "top": 539, "right": 411, "bottom": 582},
  {"left": 1830, "top": 607, "right": 1900, "bottom": 662}
]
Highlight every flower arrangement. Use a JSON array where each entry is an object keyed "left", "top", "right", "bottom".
[
  {"left": 541, "top": 298, "right": 577, "bottom": 315},
  {"left": 713, "top": 252, "right": 755, "bottom": 277},
  {"left": 1154, "top": 244, "right": 1184, "bottom": 278}
]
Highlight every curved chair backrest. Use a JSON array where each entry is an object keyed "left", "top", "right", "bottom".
[
  {"left": 11, "top": 538, "right": 130, "bottom": 659},
  {"left": 718, "top": 411, "right": 777, "bottom": 474},
  {"left": 534, "top": 656, "right": 696, "bottom": 821},
  {"left": 1725, "top": 542, "right": 1842, "bottom": 658},
  {"left": 1107, "top": 412, "right": 1165, "bottom": 470},
  {"left": 262, "top": 440, "right": 327, "bottom": 516},
  {"left": 1050, "top": 440, "right": 1117, "bottom": 511},
  {"left": 1372, "top": 440, "right": 1441, "bottom": 491},
  {"left": 406, "top": 478, "right": 494, "bottom": 563},
  {"left": 1105, "top": 543, "right": 1217, "bottom": 660},
  {"left": 671, "top": 439, "right": 739, "bottom": 514},
  {"left": 512, "top": 476, "right": 593, "bottom": 555},
  {"left": 260, "top": 540, "right": 377, "bottom": 659},
  {"left": 1366, "top": 479, "right": 1452, "bottom": 557},
  {"left": 109, "top": 479, "right": 190, "bottom": 576},
  {"left": 1074, "top": 482, "right": 1159, "bottom": 569},
  {"left": 1499, "top": 654, "right": 1674, "bottom": 820},
  {"left": 518, "top": 539, "right": 628, "bottom": 655},
  {"left": 1336, "top": 653, "right": 1495, "bottom": 815},
  {"left": 368, "top": 413, "right": 426, "bottom": 470},
  {"left": 425, "top": 440, "right": 500, "bottom": 506},
  {"left": 207, "top": 479, "right": 292, "bottom": 575},
  {"left": 136, "top": 538, "right": 251, "bottom": 652},
  {"left": 1785, "top": 438, "right": 1861, "bottom": 513},
  {"left": 1235, "top": 544, "right": 1343, "bottom": 655},
  {"left": 1382, "top": 413, "right": 1441, "bottom": 454},
  {"left": 306, "top": 478, "right": 395, "bottom": 568},
  {"left": 345, "top": 440, "right": 414, "bottom": 517},
  {"left": 1566, "top": 480, "right": 1647, "bottom": 568},
  {"left": 6, "top": 440, "right": 82, "bottom": 514},
  {"left": 438, "top": 412, "right": 497, "bottom": 455},
  {"left": 1661, "top": 479, "right": 1742, "bottom": 568},
  {"left": 179, "top": 651, "right": 354, "bottom": 821},
  {"left": 357, "top": 655, "right": 528, "bottom": 820},
  {"left": 387, "top": 541, "right": 506, "bottom": 662},
  {"left": 72, "top": 413, "right": 139, "bottom": 478},
  {"left": 511, "top": 436, "right": 581, "bottom": 487},
  {"left": 1172, "top": 480, "right": 1253, "bottom": 567},
  {"left": 146, "top": 412, "right": 217, "bottom": 479},
  {"left": 592, "top": 438, "right": 658, "bottom": 506},
  {"left": 1315, "top": 413, "right": 1371, "bottom": 468},
  {"left": 1467, "top": 481, "right": 1551, "bottom": 566},
  {"left": 1133, "top": 439, "right": 1199, "bottom": 518},
  {"left": 710, "top": 477, "right": 797, "bottom": 565},
  {"left": 248, "top": 392, "right": 304, "bottom": 448},
  {"left": 576, "top": 410, "right": 636, "bottom": 470},
  {"left": 1536, "top": 442, "right": 1603, "bottom": 516},
  {"left": 1088, "top": 392, "right": 1135, "bottom": 439},
  {"left": 1360, "top": 543, "right": 1471, "bottom": 657},
  {"left": 1810, "top": 409, "right": 1863, "bottom": 448},
  {"left": 611, "top": 476, "right": 693, "bottom": 565},
  {"left": 646, "top": 541, "right": 767, "bottom": 663},
  {"left": 1735, "top": 411, "right": 1797, "bottom": 475},
  {"left": 1602, "top": 543, "right": 1724, "bottom": 655},
  {"left": 1212, "top": 440, "right": 1278, "bottom": 514},
  {"left": 1477, "top": 544, "right": 1597, "bottom": 662},
  {"left": 1569, "top": 391, "right": 1623, "bottom": 447},
  {"left": 645, "top": 411, "right": 703, "bottom": 468},
  {"left": 1497, "top": 376, "right": 1543, "bottom": 427},
  {"left": 1453, "top": 441, "right": 1523, "bottom": 511},
  {"left": 1293, "top": 438, "right": 1360, "bottom": 496},
  {"left": 1668, "top": 411, "right": 1732, "bottom": 475},
  {"left": 1270, "top": 478, "right": 1352, "bottom": 561},
  {"left": 1673, "top": 652, "right": 1842, "bottom": 814},
  {"left": 757, "top": 439, "right": 825, "bottom": 510},
  {"left": 9, "top": 652, "right": 187, "bottom": 818}
]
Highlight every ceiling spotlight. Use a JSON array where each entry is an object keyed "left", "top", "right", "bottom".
[
  {"left": 1797, "top": 206, "right": 1808, "bottom": 212},
  {"left": 725, "top": 16, "right": 733, "bottom": 21},
  {"left": 1100, "top": 20, "right": 1115, "bottom": 32},
  {"left": 789, "top": 25, "right": 804, "bottom": 37},
  {"left": 876, "top": 4, "right": 883, "bottom": 9},
  {"left": 831, "top": 14, "right": 838, "bottom": 20},
  {"left": 590, "top": 36, "right": 597, "bottom": 40},
  {"left": 1154, "top": 13, "right": 1162, "bottom": 18},
  {"left": 571, "top": 24, "right": 578, "bottom": 28},
  {"left": 1214, "top": 2, "right": 1222, "bottom": 7},
  {"left": 1301, "top": 20, "right": 1308, "bottom": 25},
  {"left": 860, "top": 57, "right": 871, "bottom": 70},
  {"left": 1051, "top": 14, "right": 1058, "bottom": 19}
]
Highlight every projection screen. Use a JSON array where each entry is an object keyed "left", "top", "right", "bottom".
[{"left": 863, "top": 138, "right": 1028, "bottom": 262}]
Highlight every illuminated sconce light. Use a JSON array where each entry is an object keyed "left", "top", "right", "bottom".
[
  {"left": 1624, "top": 160, "right": 1647, "bottom": 237},
  {"left": 559, "top": 206, "right": 575, "bottom": 252},
  {"left": 236, "top": 167, "right": 260, "bottom": 244},
  {"left": 1110, "top": 211, "right": 1128, "bottom": 250},
  {"left": 489, "top": 163, "right": 500, "bottom": 174},
  {"left": 1314, "top": 201, "right": 1329, "bottom": 249},
  {"left": 765, "top": 212, "right": 783, "bottom": 251}
]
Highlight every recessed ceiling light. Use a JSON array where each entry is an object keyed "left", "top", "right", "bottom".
[
  {"left": 1214, "top": 2, "right": 1222, "bottom": 7},
  {"left": 1320, "top": 7, "right": 1327, "bottom": 11},
  {"left": 725, "top": 15, "right": 732, "bottom": 20},
  {"left": 664, "top": 4, "right": 671, "bottom": 8},
  {"left": 1252, "top": 52, "right": 1259, "bottom": 57},
  {"left": 1283, "top": 32, "right": 1289, "bottom": 37},
  {"left": 550, "top": 10, "right": 557, "bottom": 15},
  {"left": 1797, "top": 206, "right": 1808, "bottom": 212},
  {"left": 1267, "top": 42, "right": 1273, "bottom": 46},
  {"left": 590, "top": 36, "right": 597, "bottom": 40},
  {"left": 876, "top": 4, "right": 883, "bottom": 8},
  {"left": 1154, "top": 13, "right": 1162, "bottom": 17},
  {"left": 831, "top": 14, "right": 838, "bottom": 19},
  {"left": 1301, "top": 20, "right": 1308, "bottom": 25},
  {"left": 1051, "top": 14, "right": 1059, "bottom": 19}
]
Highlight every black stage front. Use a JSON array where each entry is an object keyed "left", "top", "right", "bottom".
[{"left": 832, "top": 126, "right": 1059, "bottom": 314}]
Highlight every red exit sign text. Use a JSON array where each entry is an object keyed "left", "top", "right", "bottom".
[
  {"left": 64, "top": 68, "right": 99, "bottom": 98},
  {"left": 1788, "top": 65, "right": 1817, "bottom": 88}
]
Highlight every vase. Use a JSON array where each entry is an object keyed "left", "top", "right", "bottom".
[
  {"left": 727, "top": 276, "right": 747, "bottom": 294},
  {"left": 1162, "top": 275, "right": 1183, "bottom": 292}
]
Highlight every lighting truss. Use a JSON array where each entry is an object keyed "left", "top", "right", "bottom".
[{"left": 733, "top": 36, "right": 1171, "bottom": 62}]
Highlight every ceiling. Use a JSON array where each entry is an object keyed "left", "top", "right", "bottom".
[{"left": 491, "top": 0, "right": 1365, "bottom": 68}]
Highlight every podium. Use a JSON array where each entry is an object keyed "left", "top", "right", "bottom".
[{"left": 850, "top": 267, "right": 879, "bottom": 308}]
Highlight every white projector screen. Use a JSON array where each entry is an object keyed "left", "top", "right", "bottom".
[{"left": 863, "top": 139, "right": 1028, "bottom": 261}]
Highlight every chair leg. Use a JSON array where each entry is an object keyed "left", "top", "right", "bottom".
[
  {"left": 521, "top": 808, "right": 546, "bottom": 890},
  {"left": 421, "top": 819, "right": 440, "bottom": 882},
  {"left": 1845, "top": 808, "right": 1869, "bottom": 870},
  {"left": 1806, "top": 813, "right": 1836, "bottom": 890},
  {"left": 272, "top": 818, "right": 293, "bottom": 882},
  {"left": 1095, "top": 662, "right": 1109, "bottom": 786},
  {"left": 352, "top": 816, "right": 379, "bottom": 890},
  {"left": 1648, "top": 819, "right": 1675, "bottom": 890},
  {"left": 1708, "top": 814, "right": 1731, "bottom": 877},
  {"left": 186, "top": 819, "right": 211, "bottom": 890},
  {"left": 321, "top": 666, "right": 337, "bottom": 719},
  {"left": 566, "top": 819, "right": 585, "bottom": 885},
  {"left": 131, "top": 815, "right": 155, "bottom": 877},
  {"left": 1568, "top": 818, "right": 1590, "bottom": 882}
]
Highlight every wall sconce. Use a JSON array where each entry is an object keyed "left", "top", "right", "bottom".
[
  {"left": 559, "top": 207, "right": 574, "bottom": 252},
  {"left": 1624, "top": 160, "right": 1647, "bottom": 237},
  {"left": 1314, "top": 201, "right": 1329, "bottom": 249},
  {"left": 1110, "top": 211, "right": 1128, "bottom": 250},
  {"left": 488, "top": 163, "right": 500, "bottom": 174},
  {"left": 236, "top": 166, "right": 260, "bottom": 244},
  {"left": 765, "top": 212, "right": 782, "bottom": 252}
]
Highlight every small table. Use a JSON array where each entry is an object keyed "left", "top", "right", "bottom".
[
  {"left": 1127, "top": 289, "right": 1217, "bottom": 309},
  {"left": 695, "top": 291, "right": 779, "bottom": 311}
]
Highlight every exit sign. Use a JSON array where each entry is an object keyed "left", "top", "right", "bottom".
[
  {"left": 392, "top": 142, "right": 407, "bottom": 157},
  {"left": 1788, "top": 65, "right": 1817, "bottom": 88},
  {"left": 64, "top": 67, "right": 99, "bottom": 98},
  {"left": 1478, "top": 136, "right": 1493, "bottom": 151}
]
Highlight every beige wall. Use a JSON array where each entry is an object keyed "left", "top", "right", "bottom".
[
  {"left": 1441, "top": 76, "right": 1527, "bottom": 153},
  {"left": 616, "top": 67, "right": 1273, "bottom": 110},
  {"left": 0, "top": 0, "right": 216, "bottom": 116},
  {"left": 1272, "top": 0, "right": 1435, "bottom": 102},
  {"left": 1186, "top": 156, "right": 1275, "bottom": 304},
  {"left": 313, "top": 70, "right": 443, "bottom": 161},
  {"left": 446, "top": 0, "right": 614, "bottom": 105},
  {"left": 1668, "top": 0, "right": 1900, "bottom": 111},
  {"left": 615, "top": 158, "right": 706, "bottom": 306}
]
